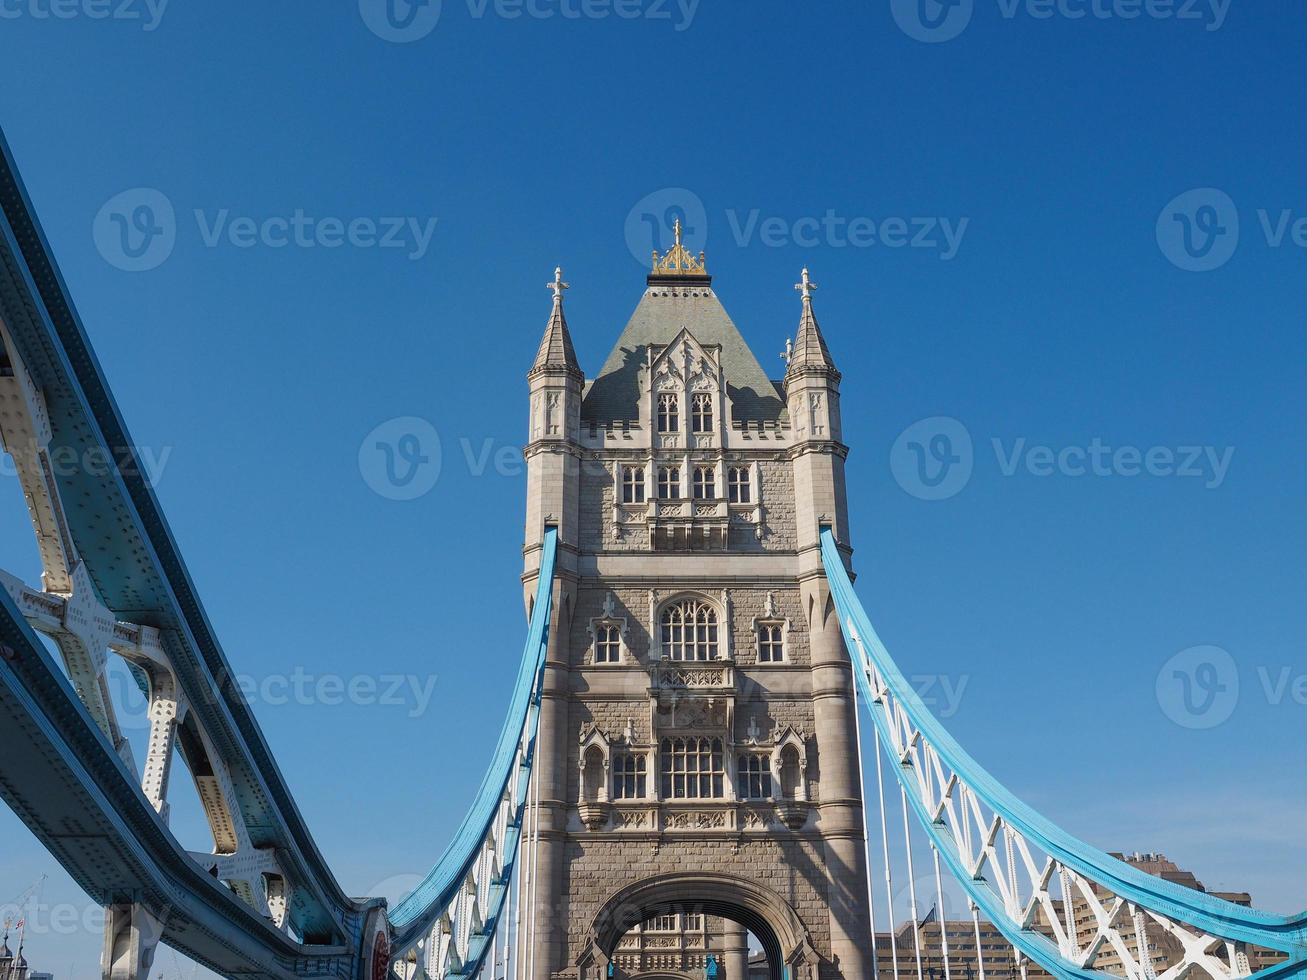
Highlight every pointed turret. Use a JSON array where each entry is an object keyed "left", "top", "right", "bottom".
[
  {"left": 785, "top": 267, "right": 838, "bottom": 379},
  {"left": 782, "top": 266, "right": 849, "bottom": 548},
  {"left": 530, "top": 267, "right": 582, "bottom": 379},
  {"left": 524, "top": 266, "right": 585, "bottom": 555}
]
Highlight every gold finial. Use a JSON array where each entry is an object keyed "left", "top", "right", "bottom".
[
  {"left": 547, "top": 266, "right": 570, "bottom": 302},
  {"left": 651, "top": 218, "right": 708, "bottom": 277},
  {"left": 795, "top": 267, "right": 817, "bottom": 302}
]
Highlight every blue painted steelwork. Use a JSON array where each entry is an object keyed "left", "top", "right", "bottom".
[
  {"left": 0, "top": 127, "right": 373, "bottom": 972},
  {"left": 388, "top": 527, "right": 558, "bottom": 965},
  {"left": 819, "top": 529, "right": 1307, "bottom": 980}
]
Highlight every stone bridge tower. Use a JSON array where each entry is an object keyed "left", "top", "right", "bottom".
[{"left": 521, "top": 232, "right": 871, "bottom": 980}]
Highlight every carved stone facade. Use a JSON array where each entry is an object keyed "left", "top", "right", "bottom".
[{"left": 522, "top": 248, "right": 871, "bottom": 980}]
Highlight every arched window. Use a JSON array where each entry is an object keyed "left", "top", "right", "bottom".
[
  {"left": 657, "top": 466, "right": 681, "bottom": 500},
  {"left": 778, "top": 744, "right": 803, "bottom": 800},
  {"left": 621, "top": 465, "right": 645, "bottom": 504},
  {"left": 660, "top": 736, "right": 725, "bottom": 799},
  {"left": 657, "top": 393, "right": 679, "bottom": 433},
  {"left": 660, "top": 598, "right": 719, "bottom": 661},
  {"left": 582, "top": 745, "right": 606, "bottom": 803},
  {"left": 757, "top": 623, "right": 784, "bottom": 663},
  {"left": 692, "top": 465, "right": 716, "bottom": 500},
  {"left": 691, "top": 392, "right": 713, "bottom": 433},
  {"left": 727, "top": 466, "right": 751, "bottom": 503}
]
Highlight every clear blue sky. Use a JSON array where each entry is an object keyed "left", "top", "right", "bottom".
[{"left": 1, "top": 2, "right": 1305, "bottom": 974}]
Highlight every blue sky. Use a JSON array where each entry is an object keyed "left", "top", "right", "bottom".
[{"left": 1, "top": 1, "right": 1305, "bottom": 974}]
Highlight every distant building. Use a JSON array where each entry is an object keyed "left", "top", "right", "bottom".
[
  {"left": 871, "top": 853, "right": 1287, "bottom": 979},
  {"left": 0, "top": 932, "right": 30, "bottom": 980}
]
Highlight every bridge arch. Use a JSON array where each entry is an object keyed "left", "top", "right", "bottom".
[{"left": 577, "top": 871, "right": 820, "bottom": 980}]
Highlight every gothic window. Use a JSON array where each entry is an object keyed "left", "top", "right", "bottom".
[
  {"left": 727, "top": 465, "right": 752, "bottom": 503},
  {"left": 660, "top": 736, "right": 725, "bottom": 799},
  {"left": 657, "top": 393, "right": 679, "bottom": 433},
  {"left": 684, "top": 913, "right": 703, "bottom": 931},
  {"left": 657, "top": 466, "right": 681, "bottom": 500},
  {"left": 650, "top": 915, "right": 677, "bottom": 932},
  {"left": 757, "top": 623, "right": 785, "bottom": 663},
  {"left": 660, "top": 598, "right": 718, "bottom": 661},
  {"left": 692, "top": 465, "right": 716, "bottom": 500},
  {"left": 613, "top": 753, "right": 647, "bottom": 799},
  {"left": 621, "top": 465, "right": 645, "bottom": 504},
  {"left": 595, "top": 624, "right": 622, "bottom": 664},
  {"left": 778, "top": 743, "right": 803, "bottom": 800},
  {"left": 691, "top": 392, "right": 713, "bottom": 433},
  {"left": 737, "top": 754, "right": 773, "bottom": 800},
  {"left": 582, "top": 745, "right": 606, "bottom": 803}
]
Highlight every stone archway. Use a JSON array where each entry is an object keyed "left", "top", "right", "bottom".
[{"left": 575, "top": 871, "right": 822, "bottom": 980}]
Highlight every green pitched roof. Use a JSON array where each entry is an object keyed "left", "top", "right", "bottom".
[{"left": 582, "top": 287, "right": 784, "bottom": 422}]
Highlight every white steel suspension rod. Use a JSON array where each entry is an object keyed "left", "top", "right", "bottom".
[
  {"left": 900, "top": 785, "right": 926, "bottom": 980},
  {"left": 933, "top": 846, "right": 953, "bottom": 980},
  {"left": 874, "top": 727, "right": 902, "bottom": 980},
  {"left": 526, "top": 737, "right": 542, "bottom": 980},
  {"left": 971, "top": 904, "right": 987, "bottom": 980},
  {"left": 853, "top": 667, "right": 881, "bottom": 980}
]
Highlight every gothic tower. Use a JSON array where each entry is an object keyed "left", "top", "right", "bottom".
[{"left": 521, "top": 231, "right": 872, "bottom": 980}]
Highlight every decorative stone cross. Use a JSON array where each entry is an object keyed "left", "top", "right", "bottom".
[
  {"left": 794, "top": 266, "right": 817, "bottom": 301},
  {"left": 547, "top": 266, "right": 569, "bottom": 301}
]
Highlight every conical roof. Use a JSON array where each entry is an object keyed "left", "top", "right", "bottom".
[
  {"left": 582, "top": 285, "right": 784, "bottom": 423},
  {"left": 530, "top": 267, "right": 581, "bottom": 377}
]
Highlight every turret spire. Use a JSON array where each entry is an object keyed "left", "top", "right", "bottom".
[
  {"left": 531, "top": 266, "right": 582, "bottom": 378},
  {"left": 786, "top": 267, "right": 837, "bottom": 377}
]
